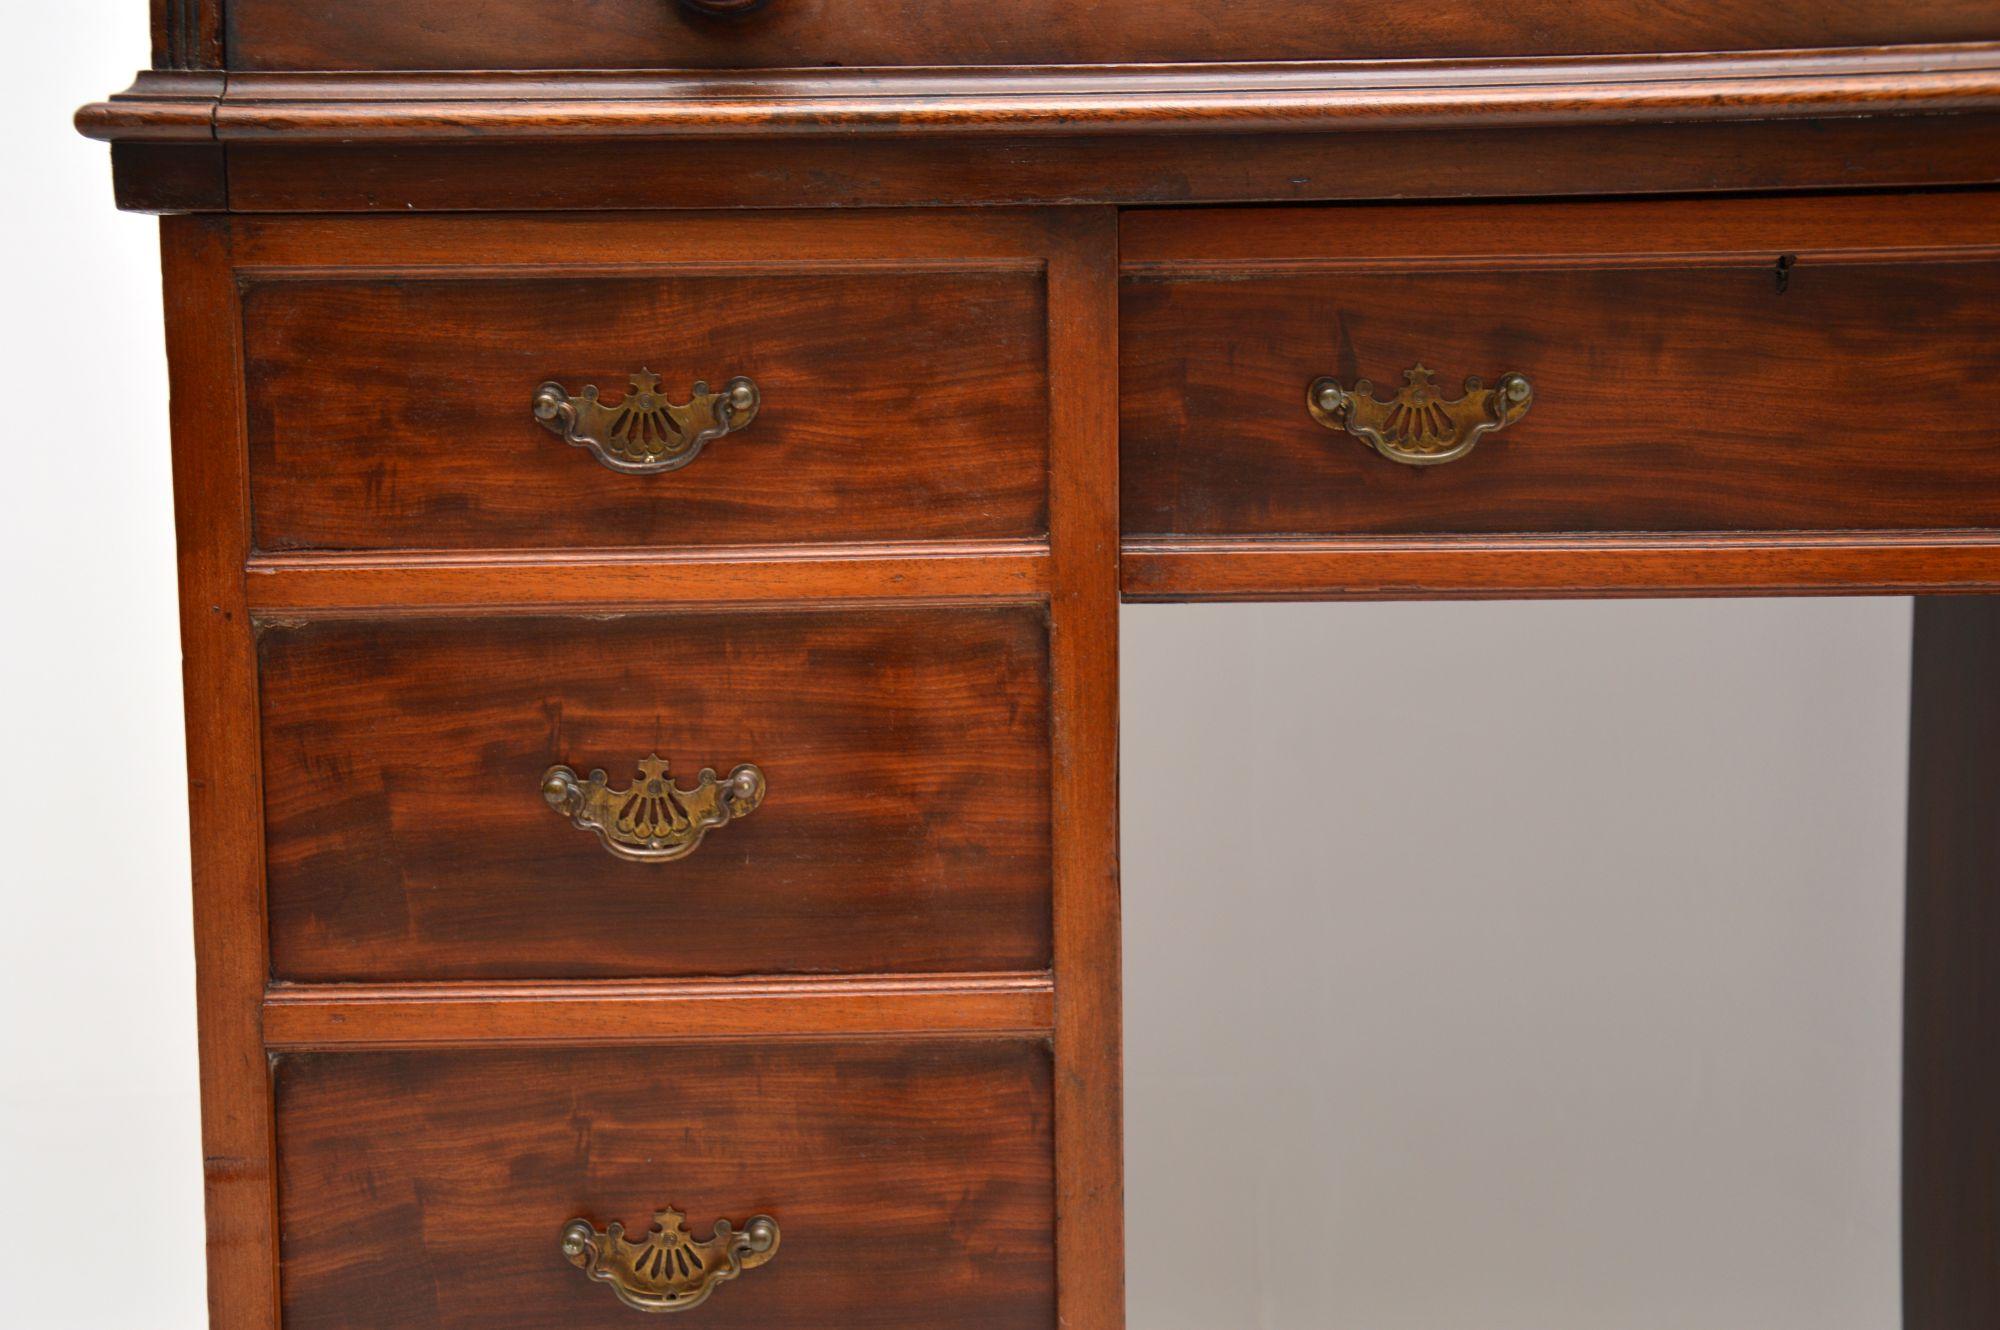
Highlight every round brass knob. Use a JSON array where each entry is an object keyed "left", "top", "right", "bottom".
[{"left": 742, "top": 1217, "right": 780, "bottom": 1253}]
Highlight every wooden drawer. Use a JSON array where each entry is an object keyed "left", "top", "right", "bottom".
[
  {"left": 275, "top": 1040, "right": 1055, "bottom": 1329},
  {"left": 1121, "top": 193, "right": 2000, "bottom": 541},
  {"left": 239, "top": 214, "right": 1050, "bottom": 554},
  {"left": 258, "top": 606, "right": 1051, "bottom": 981},
  {"left": 224, "top": 0, "right": 1996, "bottom": 71}
]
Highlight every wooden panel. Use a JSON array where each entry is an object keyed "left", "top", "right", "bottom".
[
  {"left": 1044, "top": 211, "right": 1125, "bottom": 1328},
  {"left": 1903, "top": 596, "right": 2000, "bottom": 1328},
  {"left": 1121, "top": 193, "right": 2000, "bottom": 542},
  {"left": 258, "top": 607, "right": 1052, "bottom": 982},
  {"left": 228, "top": 209, "right": 1059, "bottom": 268},
  {"left": 241, "top": 267, "right": 1047, "bottom": 553},
  {"left": 155, "top": 0, "right": 223, "bottom": 69},
  {"left": 1118, "top": 190, "right": 2000, "bottom": 262},
  {"left": 274, "top": 1041, "right": 1056, "bottom": 1330},
  {"left": 81, "top": 49, "right": 1998, "bottom": 143},
  {"left": 225, "top": 0, "right": 1999, "bottom": 71},
  {"left": 219, "top": 116, "right": 2000, "bottom": 215},
  {"left": 1121, "top": 533, "right": 2000, "bottom": 600},
  {"left": 111, "top": 143, "right": 228, "bottom": 212},
  {"left": 263, "top": 974, "right": 1055, "bottom": 1049},
  {"left": 243, "top": 544, "right": 1050, "bottom": 613},
  {"left": 159, "top": 218, "right": 278, "bottom": 1330}
]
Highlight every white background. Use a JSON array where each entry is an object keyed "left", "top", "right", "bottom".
[
  {"left": 3, "top": 5, "right": 1908, "bottom": 1325},
  {"left": 1123, "top": 601, "right": 1908, "bottom": 1328},
  {"left": 4, "top": 4, "right": 208, "bottom": 1329}
]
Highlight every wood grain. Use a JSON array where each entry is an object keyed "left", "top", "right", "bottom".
[
  {"left": 262, "top": 973, "right": 1055, "bottom": 1049},
  {"left": 1118, "top": 189, "right": 2000, "bottom": 265},
  {"left": 159, "top": 218, "right": 279, "bottom": 1330},
  {"left": 245, "top": 543, "right": 1050, "bottom": 613},
  {"left": 111, "top": 143, "right": 228, "bottom": 213},
  {"left": 154, "top": 0, "right": 222, "bottom": 70},
  {"left": 1122, "top": 533, "right": 2000, "bottom": 600},
  {"left": 75, "top": 48, "right": 2000, "bottom": 142},
  {"left": 1903, "top": 596, "right": 2000, "bottom": 1328},
  {"left": 213, "top": 115, "right": 2000, "bottom": 216},
  {"left": 80, "top": 0, "right": 2000, "bottom": 1316},
  {"left": 1122, "top": 194, "right": 2000, "bottom": 542},
  {"left": 228, "top": 209, "right": 1064, "bottom": 269},
  {"left": 274, "top": 1041, "right": 1056, "bottom": 1330},
  {"left": 1045, "top": 211, "right": 1125, "bottom": 1329},
  {"left": 258, "top": 607, "right": 1053, "bottom": 982},
  {"left": 241, "top": 268, "right": 1047, "bottom": 553},
  {"left": 77, "top": 71, "right": 224, "bottom": 143},
  {"left": 223, "top": 0, "right": 2000, "bottom": 71}
]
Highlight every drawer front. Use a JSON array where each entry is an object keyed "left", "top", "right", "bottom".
[
  {"left": 259, "top": 607, "right": 1051, "bottom": 981},
  {"left": 243, "top": 265, "right": 1048, "bottom": 553},
  {"left": 225, "top": 0, "right": 1995, "bottom": 71},
  {"left": 1122, "top": 194, "right": 2000, "bottom": 539},
  {"left": 275, "top": 1041, "right": 1055, "bottom": 1329}
]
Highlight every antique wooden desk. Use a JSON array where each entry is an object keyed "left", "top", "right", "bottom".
[{"left": 79, "top": 3, "right": 2000, "bottom": 1326}]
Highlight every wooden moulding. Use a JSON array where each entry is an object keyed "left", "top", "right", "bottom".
[
  {"left": 214, "top": 115, "right": 2000, "bottom": 214},
  {"left": 77, "top": 43, "right": 2000, "bottom": 143},
  {"left": 263, "top": 973, "right": 1057, "bottom": 1049},
  {"left": 1121, "top": 534, "right": 2000, "bottom": 601},
  {"left": 245, "top": 544, "right": 1052, "bottom": 613},
  {"left": 83, "top": 69, "right": 222, "bottom": 141},
  {"left": 152, "top": 0, "right": 223, "bottom": 72},
  {"left": 217, "top": 0, "right": 2000, "bottom": 72}
]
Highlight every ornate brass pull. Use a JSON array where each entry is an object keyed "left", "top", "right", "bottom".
[
  {"left": 1309, "top": 364, "right": 1532, "bottom": 466},
  {"left": 533, "top": 371, "right": 758, "bottom": 475},
  {"left": 562, "top": 1207, "right": 779, "bottom": 1314},
  {"left": 543, "top": 755, "right": 765, "bottom": 863}
]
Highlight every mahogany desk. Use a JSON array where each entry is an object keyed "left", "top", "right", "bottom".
[{"left": 79, "top": 3, "right": 2000, "bottom": 1325}]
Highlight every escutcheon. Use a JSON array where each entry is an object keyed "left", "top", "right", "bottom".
[
  {"left": 542, "top": 755, "right": 765, "bottom": 863},
  {"left": 1309, "top": 363, "right": 1532, "bottom": 465},
  {"left": 533, "top": 371, "right": 759, "bottom": 474},
  {"left": 562, "top": 1207, "right": 780, "bottom": 1314}
]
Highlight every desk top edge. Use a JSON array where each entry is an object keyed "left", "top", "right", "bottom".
[{"left": 76, "top": 42, "right": 2000, "bottom": 145}]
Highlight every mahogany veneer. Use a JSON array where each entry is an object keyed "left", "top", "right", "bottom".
[
  {"left": 1122, "top": 192, "right": 2000, "bottom": 540},
  {"left": 239, "top": 214, "right": 1052, "bottom": 552},
  {"left": 258, "top": 607, "right": 1053, "bottom": 982},
  {"left": 223, "top": 0, "right": 1999, "bottom": 71},
  {"left": 78, "top": 0, "right": 2000, "bottom": 1326},
  {"left": 275, "top": 1041, "right": 1057, "bottom": 1329}
]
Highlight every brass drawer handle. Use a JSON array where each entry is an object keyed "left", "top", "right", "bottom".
[
  {"left": 542, "top": 755, "right": 765, "bottom": 863},
  {"left": 1309, "top": 364, "right": 1532, "bottom": 466},
  {"left": 679, "top": 0, "right": 773, "bottom": 13},
  {"left": 534, "top": 371, "right": 759, "bottom": 475},
  {"left": 563, "top": 1207, "right": 780, "bottom": 1314}
]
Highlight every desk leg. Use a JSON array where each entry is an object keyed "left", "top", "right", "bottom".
[
  {"left": 1904, "top": 595, "right": 2000, "bottom": 1327},
  {"left": 1046, "top": 208, "right": 1124, "bottom": 1329}
]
